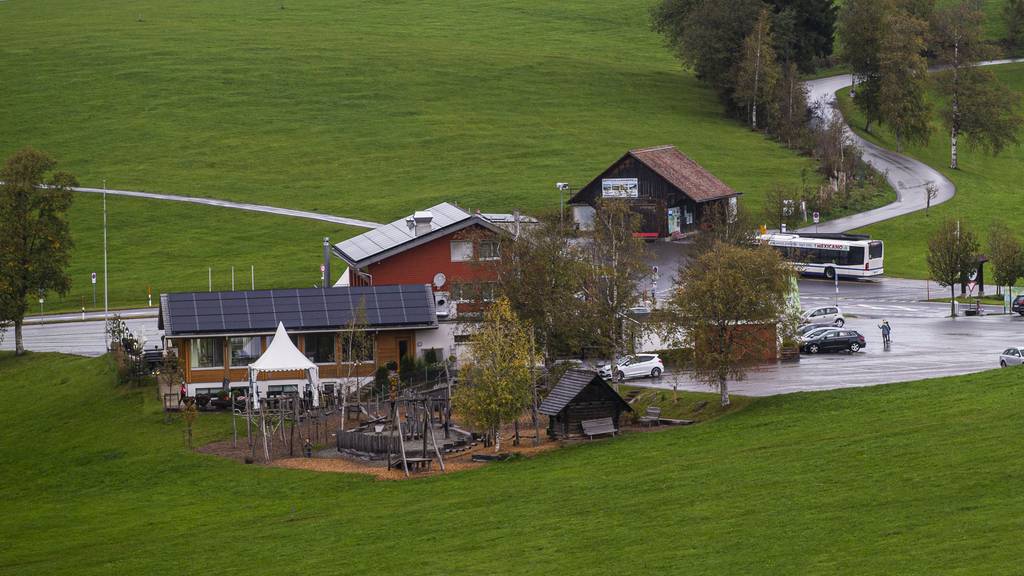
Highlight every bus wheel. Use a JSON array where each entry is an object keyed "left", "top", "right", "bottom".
[{"left": 824, "top": 267, "right": 836, "bottom": 280}]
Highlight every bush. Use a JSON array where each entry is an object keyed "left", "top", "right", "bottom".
[
  {"left": 374, "top": 366, "right": 390, "bottom": 395},
  {"left": 423, "top": 348, "right": 439, "bottom": 365}
]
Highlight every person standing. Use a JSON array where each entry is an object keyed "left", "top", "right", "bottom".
[
  {"left": 179, "top": 382, "right": 187, "bottom": 405},
  {"left": 878, "top": 320, "right": 892, "bottom": 345}
]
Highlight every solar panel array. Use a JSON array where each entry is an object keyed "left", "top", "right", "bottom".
[
  {"left": 162, "top": 285, "right": 436, "bottom": 337},
  {"left": 333, "top": 202, "right": 471, "bottom": 264}
]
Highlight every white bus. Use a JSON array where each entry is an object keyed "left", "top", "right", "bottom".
[{"left": 758, "top": 233, "right": 884, "bottom": 279}]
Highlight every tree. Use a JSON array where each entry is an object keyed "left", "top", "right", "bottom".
[
  {"left": 927, "top": 219, "right": 979, "bottom": 317},
  {"left": 932, "top": 1, "right": 1022, "bottom": 168},
  {"left": 839, "top": 0, "right": 888, "bottom": 131},
  {"left": 453, "top": 297, "right": 536, "bottom": 452},
  {"left": 769, "top": 61, "right": 811, "bottom": 146},
  {"left": 652, "top": 0, "right": 764, "bottom": 108},
  {"left": 735, "top": 8, "right": 781, "bottom": 130},
  {"left": 0, "top": 147, "right": 76, "bottom": 355},
  {"left": 496, "top": 212, "right": 592, "bottom": 366},
  {"left": 761, "top": 184, "right": 801, "bottom": 231},
  {"left": 985, "top": 221, "right": 1024, "bottom": 296},
  {"left": 768, "top": 0, "right": 837, "bottom": 71},
  {"left": 664, "top": 243, "right": 793, "bottom": 406},
  {"left": 878, "top": 8, "right": 931, "bottom": 151},
  {"left": 582, "top": 200, "right": 650, "bottom": 381},
  {"left": 694, "top": 201, "right": 756, "bottom": 255},
  {"left": 1005, "top": 0, "right": 1024, "bottom": 50},
  {"left": 340, "top": 300, "right": 371, "bottom": 428}
]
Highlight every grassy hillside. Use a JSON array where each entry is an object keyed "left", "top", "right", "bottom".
[
  {"left": 838, "top": 63, "right": 1024, "bottom": 279},
  {"left": 41, "top": 195, "right": 359, "bottom": 314},
  {"left": 2, "top": 351, "right": 1023, "bottom": 574},
  {"left": 0, "top": 0, "right": 816, "bottom": 223}
]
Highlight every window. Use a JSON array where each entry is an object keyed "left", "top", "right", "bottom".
[
  {"left": 450, "top": 240, "right": 474, "bottom": 262},
  {"left": 480, "top": 282, "right": 497, "bottom": 302},
  {"left": 304, "top": 333, "right": 336, "bottom": 363},
  {"left": 190, "top": 338, "right": 224, "bottom": 369},
  {"left": 340, "top": 333, "right": 374, "bottom": 363},
  {"left": 869, "top": 241, "right": 884, "bottom": 259},
  {"left": 479, "top": 240, "right": 500, "bottom": 260},
  {"left": 229, "top": 337, "right": 261, "bottom": 367}
]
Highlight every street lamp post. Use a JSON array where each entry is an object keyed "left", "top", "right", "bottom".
[{"left": 556, "top": 182, "right": 570, "bottom": 224}]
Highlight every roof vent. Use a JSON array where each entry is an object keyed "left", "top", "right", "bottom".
[{"left": 413, "top": 211, "right": 433, "bottom": 236}]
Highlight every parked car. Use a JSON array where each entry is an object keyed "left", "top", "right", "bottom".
[
  {"left": 800, "top": 329, "right": 865, "bottom": 354},
  {"left": 597, "top": 354, "right": 664, "bottom": 380},
  {"left": 802, "top": 306, "right": 845, "bottom": 327},
  {"left": 1012, "top": 296, "right": 1024, "bottom": 316},
  {"left": 999, "top": 347, "right": 1024, "bottom": 367},
  {"left": 799, "top": 326, "right": 835, "bottom": 341}
]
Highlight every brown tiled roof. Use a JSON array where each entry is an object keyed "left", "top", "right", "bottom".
[{"left": 629, "top": 145, "right": 738, "bottom": 202}]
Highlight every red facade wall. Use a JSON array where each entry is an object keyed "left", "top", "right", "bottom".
[{"left": 353, "top": 225, "right": 498, "bottom": 290}]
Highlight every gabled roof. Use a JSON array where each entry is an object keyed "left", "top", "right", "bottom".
[
  {"left": 332, "top": 202, "right": 503, "bottom": 269},
  {"left": 538, "top": 369, "right": 632, "bottom": 416},
  {"left": 159, "top": 284, "right": 437, "bottom": 337},
  {"left": 570, "top": 145, "right": 739, "bottom": 204}
]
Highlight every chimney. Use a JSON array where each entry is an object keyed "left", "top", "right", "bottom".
[{"left": 413, "top": 211, "right": 433, "bottom": 236}]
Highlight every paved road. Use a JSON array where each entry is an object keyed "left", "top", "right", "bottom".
[
  {"left": 71, "top": 186, "right": 381, "bottom": 229},
  {"left": 642, "top": 313, "right": 1024, "bottom": 397},
  {"left": 799, "top": 59, "right": 1023, "bottom": 234}
]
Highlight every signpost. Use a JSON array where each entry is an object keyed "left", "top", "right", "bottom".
[
  {"left": 91, "top": 272, "right": 97, "bottom": 307},
  {"left": 812, "top": 211, "right": 820, "bottom": 232},
  {"left": 320, "top": 264, "right": 326, "bottom": 285}
]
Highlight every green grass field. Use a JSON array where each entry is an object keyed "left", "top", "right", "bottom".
[
  {"left": 39, "top": 195, "right": 359, "bottom": 314},
  {"left": 2, "top": 351, "right": 1022, "bottom": 574},
  {"left": 838, "top": 63, "right": 1024, "bottom": 279},
  {"left": 0, "top": 0, "right": 836, "bottom": 310},
  {"left": 0, "top": 0, "right": 818, "bottom": 221}
]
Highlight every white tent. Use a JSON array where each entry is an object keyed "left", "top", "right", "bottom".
[{"left": 248, "top": 322, "right": 320, "bottom": 409}]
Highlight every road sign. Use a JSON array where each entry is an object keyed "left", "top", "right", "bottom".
[
  {"left": 91, "top": 272, "right": 97, "bottom": 284},
  {"left": 320, "top": 264, "right": 326, "bottom": 273},
  {"left": 812, "top": 211, "right": 820, "bottom": 224},
  {"left": 652, "top": 265, "right": 659, "bottom": 275}
]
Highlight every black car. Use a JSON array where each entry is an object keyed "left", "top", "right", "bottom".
[
  {"left": 1012, "top": 295, "right": 1024, "bottom": 316},
  {"left": 801, "top": 329, "right": 866, "bottom": 354}
]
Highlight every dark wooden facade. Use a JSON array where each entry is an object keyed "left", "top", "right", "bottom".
[
  {"left": 539, "top": 370, "right": 632, "bottom": 439},
  {"left": 569, "top": 145, "right": 740, "bottom": 238}
]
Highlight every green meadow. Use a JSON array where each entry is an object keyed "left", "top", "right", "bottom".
[
  {"left": 0, "top": 0, "right": 828, "bottom": 311},
  {"left": 839, "top": 63, "right": 1024, "bottom": 279},
  {"left": 40, "top": 194, "right": 359, "bottom": 314},
  {"left": 2, "top": 351, "right": 1022, "bottom": 574}
]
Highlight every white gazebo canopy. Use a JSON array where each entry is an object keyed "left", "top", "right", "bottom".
[{"left": 248, "top": 322, "right": 320, "bottom": 408}]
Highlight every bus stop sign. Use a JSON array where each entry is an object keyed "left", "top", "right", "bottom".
[{"left": 812, "top": 211, "right": 820, "bottom": 224}]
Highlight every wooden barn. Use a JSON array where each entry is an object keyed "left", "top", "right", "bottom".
[
  {"left": 539, "top": 369, "right": 632, "bottom": 439},
  {"left": 568, "top": 145, "right": 740, "bottom": 238}
]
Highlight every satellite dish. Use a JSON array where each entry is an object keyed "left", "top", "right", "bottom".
[{"left": 433, "top": 272, "right": 447, "bottom": 288}]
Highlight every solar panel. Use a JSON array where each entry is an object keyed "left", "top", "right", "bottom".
[{"left": 161, "top": 284, "right": 437, "bottom": 336}]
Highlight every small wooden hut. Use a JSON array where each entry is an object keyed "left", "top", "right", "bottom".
[{"left": 539, "top": 369, "right": 632, "bottom": 439}]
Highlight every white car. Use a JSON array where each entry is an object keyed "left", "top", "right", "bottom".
[
  {"left": 999, "top": 347, "right": 1024, "bottom": 367},
  {"left": 597, "top": 354, "right": 664, "bottom": 381},
  {"left": 802, "top": 306, "right": 845, "bottom": 327}
]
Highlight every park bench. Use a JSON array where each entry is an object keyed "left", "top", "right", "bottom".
[
  {"left": 637, "top": 406, "right": 662, "bottom": 427},
  {"left": 580, "top": 417, "right": 618, "bottom": 439}
]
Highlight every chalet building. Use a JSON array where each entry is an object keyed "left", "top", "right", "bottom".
[
  {"left": 569, "top": 145, "right": 740, "bottom": 238},
  {"left": 158, "top": 285, "right": 437, "bottom": 396},
  {"left": 332, "top": 202, "right": 532, "bottom": 363}
]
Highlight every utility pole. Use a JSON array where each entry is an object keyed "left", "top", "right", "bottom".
[
  {"left": 251, "top": 265, "right": 255, "bottom": 290},
  {"left": 103, "top": 179, "right": 109, "bottom": 348}
]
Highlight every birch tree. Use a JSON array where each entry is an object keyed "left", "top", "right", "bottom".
[
  {"left": 932, "top": 0, "right": 1022, "bottom": 169},
  {"left": 735, "top": 8, "right": 781, "bottom": 130},
  {"left": 0, "top": 148, "right": 76, "bottom": 355},
  {"left": 453, "top": 297, "right": 535, "bottom": 452},
  {"left": 583, "top": 200, "right": 650, "bottom": 383},
  {"left": 985, "top": 221, "right": 1024, "bottom": 296}
]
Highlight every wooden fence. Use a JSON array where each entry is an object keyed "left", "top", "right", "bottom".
[{"left": 336, "top": 430, "right": 401, "bottom": 455}]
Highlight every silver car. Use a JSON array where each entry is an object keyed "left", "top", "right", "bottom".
[
  {"left": 999, "top": 347, "right": 1024, "bottom": 367},
  {"left": 802, "top": 306, "right": 845, "bottom": 327}
]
